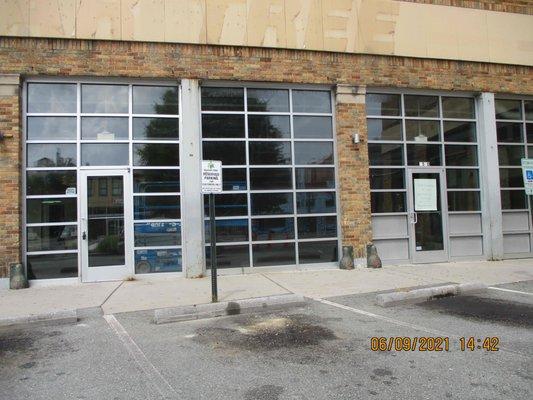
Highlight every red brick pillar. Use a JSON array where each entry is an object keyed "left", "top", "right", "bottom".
[
  {"left": 0, "top": 74, "right": 21, "bottom": 278},
  {"left": 335, "top": 85, "right": 372, "bottom": 261}
]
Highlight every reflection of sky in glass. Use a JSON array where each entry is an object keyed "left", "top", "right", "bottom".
[
  {"left": 27, "top": 144, "right": 76, "bottom": 167},
  {"left": 28, "top": 83, "right": 76, "bottom": 113},
  {"left": 27, "top": 117, "right": 76, "bottom": 140},
  {"left": 133, "top": 86, "right": 179, "bottom": 114},
  {"left": 295, "top": 142, "right": 333, "bottom": 165},
  {"left": 293, "top": 116, "right": 332, "bottom": 138},
  {"left": 81, "top": 144, "right": 128, "bottom": 166},
  {"left": 82, "top": 117, "right": 129, "bottom": 139},
  {"left": 82, "top": 85, "right": 128, "bottom": 113}
]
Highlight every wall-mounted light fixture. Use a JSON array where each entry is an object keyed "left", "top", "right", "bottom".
[{"left": 352, "top": 133, "right": 360, "bottom": 144}]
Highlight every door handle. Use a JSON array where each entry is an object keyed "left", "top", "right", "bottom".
[
  {"left": 82, "top": 231, "right": 87, "bottom": 240},
  {"left": 410, "top": 212, "right": 418, "bottom": 224}
]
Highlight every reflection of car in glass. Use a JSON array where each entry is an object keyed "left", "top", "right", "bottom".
[{"left": 135, "top": 249, "right": 181, "bottom": 274}]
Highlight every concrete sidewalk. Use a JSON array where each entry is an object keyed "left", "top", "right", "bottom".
[{"left": 1, "top": 259, "right": 532, "bottom": 321}]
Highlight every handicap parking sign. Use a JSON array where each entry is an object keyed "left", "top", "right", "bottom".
[{"left": 521, "top": 159, "right": 533, "bottom": 195}]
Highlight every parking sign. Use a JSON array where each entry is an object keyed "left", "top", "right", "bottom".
[{"left": 521, "top": 159, "right": 533, "bottom": 195}]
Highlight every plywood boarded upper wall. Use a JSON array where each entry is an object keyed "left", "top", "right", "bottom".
[{"left": 1, "top": 0, "right": 532, "bottom": 66}]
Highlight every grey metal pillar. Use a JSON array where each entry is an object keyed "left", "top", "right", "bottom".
[
  {"left": 180, "top": 79, "right": 205, "bottom": 277},
  {"left": 477, "top": 92, "right": 504, "bottom": 260}
]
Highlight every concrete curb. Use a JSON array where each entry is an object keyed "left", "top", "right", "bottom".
[
  {"left": 154, "top": 294, "right": 307, "bottom": 324},
  {"left": 0, "top": 309, "right": 78, "bottom": 328},
  {"left": 376, "top": 282, "right": 488, "bottom": 307}
]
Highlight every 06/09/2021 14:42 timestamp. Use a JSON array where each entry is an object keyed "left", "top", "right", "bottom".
[{"left": 369, "top": 337, "right": 500, "bottom": 352}]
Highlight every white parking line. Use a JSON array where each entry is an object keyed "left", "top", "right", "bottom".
[
  {"left": 488, "top": 287, "right": 533, "bottom": 296},
  {"left": 312, "top": 297, "right": 527, "bottom": 357},
  {"left": 104, "top": 314, "right": 179, "bottom": 399}
]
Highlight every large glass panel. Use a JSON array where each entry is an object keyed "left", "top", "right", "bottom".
[
  {"left": 294, "top": 142, "right": 333, "bottom": 165},
  {"left": 248, "top": 115, "right": 290, "bottom": 139},
  {"left": 201, "top": 87, "right": 244, "bottom": 111},
  {"left": 133, "top": 118, "right": 179, "bottom": 140},
  {"left": 366, "top": 94, "right": 400, "bottom": 116},
  {"left": 27, "top": 198, "right": 77, "bottom": 223},
  {"left": 134, "top": 221, "right": 181, "bottom": 246},
  {"left": 495, "top": 99, "right": 522, "bottom": 120},
  {"left": 527, "top": 124, "right": 533, "bottom": 143},
  {"left": 293, "top": 116, "right": 333, "bottom": 138},
  {"left": 27, "top": 253, "right": 78, "bottom": 280},
  {"left": 222, "top": 168, "right": 247, "bottom": 190},
  {"left": 297, "top": 216, "right": 337, "bottom": 238},
  {"left": 368, "top": 143, "right": 404, "bottom": 166},
  {"left": 82, "top": 84, "right": 128, "bottom": 113},
  {"left": 203, "top": 141, "right": 245, "bottom": 165},
  {"left": 501, "top": 190, "right": 527, "bottom": 210},
  {"left": 82, "top": 144, "right": 129, "bottom": 166},
  {"left": 133, "top": 170, "right": 180, "bottom": 193},
  {"left": 28, "top": 83, "right": 76, "bottom": 113},
  {"left": 412, "top": 173, "right": 443, "bottom": 251},
  {"left": 87, "top": 176, "right": 125, "bottom": 268},
  {"left": 371, "top": 192, "right": 406, "bottom": 213},
  {"left": 250, "top": 168, "right": 292, "bottom": 190},
  {"left": 370, "top": 168, "right": 404, "bottom": 190},
  {"left": 498, "top": 145, "right": 524, "bottom": 166},
  {"left": 292, "top": 90, "right": 331, "bottom": 113},
  {"left": 202, "top": 115, "right": 245, "bottom": 138},
  {"left": 204, "top": 194, "right": 247, "bottom": 217},
  {"left": 249, "top": 142, "right": 291, "bottom": 165},
  {"left": 445, "top": 145, "right": 478, "bottom": 166},
  {"left": 404, "top": 95, "right": 439, "bottom": 117},
  {"left": 525, "top": 101, "right": 533, "bottom": 120},
  {"left": 133, "top": 143, "right": 179, "bottom": 166},
  {"left": 134, "top": 195, "right": 180, "bottom": 219},
  {"left": 252, "top": 218, "right": 295, "bottom": 241},
  {"left": 447, "top": 191, "right": 480, "bottom": 211},
  {"left": 27, "top": 117, "right": 76, "bottom": 140},
  {"left": 446, "top": 169, "right": 479, "bottom": 189},
  {"left": 442, "top": 97, "right": 475, "bottom": 119},
  {"left": 251, "top": 193, "right": 293, "bottom": 215},
  {"left": 132, "top": 86, "right": 179, "bottom": 115},
  {"left": 367, "top": 119, "right": 402, "bottom": 141},
  {"left": 27, "top": 143, "right": 76, "bottom": 167},
  {"left": 206, "top": 245, "right": 249, "bottom": 269},
  {"left": 406, "top": 144, "right": 442, "bottom": 166},
  {"left": 296, "top": 168, "right": 335, "bottom": 189},
  {"left": 405, "top": 120, "right": 440, "bottom": 142},
  {"left": 497, "top": 122, "right": 523, "bottom": 143},
  {"left": 253, "top": 243, "right": 296, "bottom": 267},
  {"left": 135, "top": 249, "right": 181, "bottom": 273},
  {"left": 443, "top": 121, "right": 476, "bottom": 142},
  {"left": 27, "top": 171, "right": 77, "bottom": 195},
  {"left": 247, "top": 89, "right": 289, "bottom": 112},
  {"left": 296, "top": 192, "right": 336, "bottom": 214},
  {"left": 81, "top": 117, "right": 128, "bottom": 140},
  {"left": 205, "top": 219, "right": 248, "bottom": 243},
  {"left": 499, "top": 168, "right": 523, "bottom": 188},
  {"left": 27, "top": 225, "right": 77, "bottom": 252},
  {"left": 299, "top": 241, "right": 338, "bottom": 264}
]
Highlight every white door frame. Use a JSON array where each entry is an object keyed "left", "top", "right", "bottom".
[
  {"left": 79, "top": 169, "right": 133, "bottom": 282},
  {"left": 407, "top": 167, "right": 449, "bottom": 264}
]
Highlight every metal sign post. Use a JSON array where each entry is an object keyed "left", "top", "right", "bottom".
[{"left": 201, "top": 160, "right": 222, "bottom": 303}]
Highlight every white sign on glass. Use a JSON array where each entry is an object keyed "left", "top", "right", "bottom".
[
  {"left": 201, "top": 160, "right": 222, "bottom": 194},
  {"left": 414, "top": 179, "right": 437, "bottom": 211},
  {"left": 521, "top": 158, "right": 533, "bottom": 195}
]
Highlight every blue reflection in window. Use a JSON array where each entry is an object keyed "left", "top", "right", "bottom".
[
  {"left": 135, "top": 249, "right": 182, "bottom": 274},
  {"left": 134, "top": 222, "right": 181, "bottom": 247}
]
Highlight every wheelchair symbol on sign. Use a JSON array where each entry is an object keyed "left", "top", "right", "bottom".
[{"left": 527, "top": 170, "right": 533, "bottom": 181}]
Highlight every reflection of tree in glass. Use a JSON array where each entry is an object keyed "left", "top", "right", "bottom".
[
  {"left": 27, "top": 172, "right": 75, "bottom": 195},
  {"left": 134, "top": 90, "right": 180, "bottom": 165},
  {"left": 253, "top": 193, "right": 292, "bottom": 215}
]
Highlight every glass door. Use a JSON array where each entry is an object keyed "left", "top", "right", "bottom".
[
  {"left": 407, "top": 168, "right": 448, "bottom": 263},
  {"left": 80, "top": 170, "right": 133, "bottom": 282}
]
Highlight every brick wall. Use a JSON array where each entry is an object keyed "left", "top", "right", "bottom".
[
  {"left": 0, "top": 75, "right": 21, "bottom": 277},
  {"left": 0, "top": 37, "right": 532, "bottom": 276},
  {"left": 397, "top": 0, "right": 533, "bottom": 14}
]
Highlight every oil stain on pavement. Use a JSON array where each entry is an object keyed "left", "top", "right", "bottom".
[{"left": 417, "top": 295, "right": 533, "bottom": 328}]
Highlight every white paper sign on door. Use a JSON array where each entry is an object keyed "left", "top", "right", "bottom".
[
  {"left": 201, "top": 160, "right": 222, "bottom": 194},
  {"left": 414, "top": 179, "right": 437, "bottom": 211}
]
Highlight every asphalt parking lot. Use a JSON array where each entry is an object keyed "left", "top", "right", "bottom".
[{"left": 1, "top": 281, "right": 532, "bottom": 400}]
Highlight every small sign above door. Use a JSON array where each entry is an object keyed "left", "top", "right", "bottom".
[
  {"left": 201, "top": 160, "right": 222, "bottom": 194},
  {"left": 414, "top": 178, "right": 437, "bottom": 211}
]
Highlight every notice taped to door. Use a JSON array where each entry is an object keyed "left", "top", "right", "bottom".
[{"left": 414, "top": 179, "right": 437, "bottom": 211}]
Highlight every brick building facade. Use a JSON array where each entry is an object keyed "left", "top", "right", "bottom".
[{"left": 0, "top": 0, "right": 532, "bottom": 283}]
